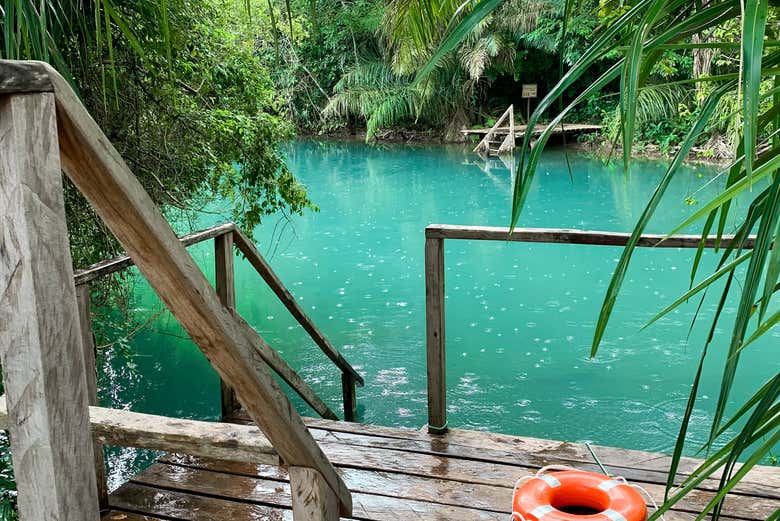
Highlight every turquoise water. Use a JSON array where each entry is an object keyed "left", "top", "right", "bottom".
[{"left": 99, "top": 140, "right": 780, "bottom": 486}]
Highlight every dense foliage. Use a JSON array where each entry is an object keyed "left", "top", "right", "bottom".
[{"left": 1, "top": 0, "right": 315, "bottom": 518}]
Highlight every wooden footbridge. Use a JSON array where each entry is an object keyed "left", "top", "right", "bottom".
[
  {"left": 0, "top": 60, "right": 778, "bottom": 521},
  {"left": 467, "top": 105, "right": 603, "bottom": 156}
]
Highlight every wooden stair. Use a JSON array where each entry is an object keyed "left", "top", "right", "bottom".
[{"left": 474, "top": 105, "right": 516, "bottom": 157}]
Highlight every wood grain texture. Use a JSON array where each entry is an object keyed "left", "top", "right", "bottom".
[
  {"left": 150, "top": 455, "right": 762, "bottom": 521},
  {"left": 290, "top": 467, "right": 340, "bottom": 521},
  {"left": 76, "top": 284, "right": 109, "bottom": 511},
  {"left": 73, "top": 222, "right": 236, "bottom": 286},
  {"left": 424, "top": 237, "right": 446, "bottom": 434},
  {"left": 33, "top": 61, "right": 350, "bottom": 514},
  {"left": 425, "top": 224, "right": 756, "bottom": 249},
  {"left": 229, "top": 412, "right": 780, "bottom": 500},
  {"left": 233, "top": 229, "right": 364, "bottom": 386},
  {"left": 0, "top": 396, "right": 279, "bottom": 465},
  {"left": 0, "top": 61, "right": 54, "bottom": 93},
  {"left": 111, "top": 483, "right": 295, "bottom": 521},
  {"left": 123, "top": 465, "right": 506, "bottom": 521},
  {"left": 215, "top": 232, "right": 241, "bottom": 418},
  {"left": 0, "top": 93, "right": 100, "bottom": 520}
]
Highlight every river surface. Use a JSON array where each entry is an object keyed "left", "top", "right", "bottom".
[{"left": 98, "top": 140, "right": 780, "bottom": 486}]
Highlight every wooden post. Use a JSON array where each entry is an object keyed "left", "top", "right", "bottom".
[
  {"left": 76, "top": 284, "right": 109, "bottom": 511},
  {"left": 289, "top": 466, "right": 340, "bottom": 521},
  {"left": 12, "top": 61, "right": 351, "bottom": 513},
  {"left": 341, "top": 373, "right": 357, "bottom": 422},
  {"left": 425, "top": 236, "right": 447, "bottom": 434},
  {"left": 0, "top": 93, "right": 100, "bottom": 520},
  {"left": 215, "top": 232, "right": 240, "bottom": 418}
]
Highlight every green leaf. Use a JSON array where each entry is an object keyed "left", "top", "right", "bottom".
[
  {"left": 590, "top": 81, "right": 733, "bottom": 356},
  {"left": 643, "top": 251, "right": 752, "bottom": 331},
  {"left": 741, "top": 0, "right": 769, "bottom": 183}
]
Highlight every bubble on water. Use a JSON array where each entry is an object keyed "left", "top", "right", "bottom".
[
  {"left": 266, "top": 315, "right": 274, "bottom": 320},
  {"left": 469, "top": 322, "right": 477, "bottom": 327},
  {"left": 566, "top": 335, "right": 574, "bottom": 341},
  {"left": 336, "top": 303, "right": 343, "bottom": 308},
  {"left": 517, "top": 399, "right": 531, "bottom": 407},
  {"left": 396, "top": 301, "right": 408, "bottom": 307}
]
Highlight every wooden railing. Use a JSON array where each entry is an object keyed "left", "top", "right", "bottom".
[
  {"left": 73, "top": 222, "right": 364, "bottom": 421},
  {"left": 473, "top": 104, "right": 515, "bottom": 155},
  {"left": 0, "top": 60, "right": 350, "bottom": 521},
  {"left": 424, "top": 224, "right": 756, "bottom": 434}
]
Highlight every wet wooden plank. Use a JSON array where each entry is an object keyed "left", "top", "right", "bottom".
[
  {"left": 130, "top": 463, "right": 505, "bottom": 521},
  {"left": 111, "top": 483, "right": 293, "bottom": 521},
  {"left": 102, "top": 513, "right": 169, "bottom": 521},
  {"left": 162, "top": 453, "right": 507, "bottom": 512},
  {"left": 162, "top": 448, "right": 776, "bottom": 520},
  {"left": 227, "top": 412, "right": 780, "bottom": 500},
  {"left": 425, "top": 224, "right": 755, "bottom": 249},
  {"left": 0, "top": 92, "right": 100, "bottom": 520},
  {"left": 301, "top": 426, "right": 780, "bottom": 500}
]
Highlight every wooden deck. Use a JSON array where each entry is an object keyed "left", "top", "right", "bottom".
[
  {"left": 101, "top": 413, "right": 780, "bottom": 521},
  {"left": 463, "top": 122, "right": 603, "bottom": 139}
]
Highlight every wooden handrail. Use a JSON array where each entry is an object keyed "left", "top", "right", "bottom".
[
  {"left": 71, "top": 221, "right": 364, "bottom": 419},
  {"left": 74, "top": 222, "right": 237, "bottom": 285},
  {"left": 233, "top": 229, "right": 365, "bottom": 387},
  {"left": 0, "top": 59, "right": 351, "bottom": 519},
  {"left": 424, "top": 223, "right": 757, "bottom": 434},
  {"left": 474, "top": 105, "right": 514, "bottom": 155},
  {"left": 425, "top": 224, "right": 756, "bottom": 249}
]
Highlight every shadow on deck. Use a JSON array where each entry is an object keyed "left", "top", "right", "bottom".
[{"left": 103, "top": 412, "right": 780, "bottom": 521}]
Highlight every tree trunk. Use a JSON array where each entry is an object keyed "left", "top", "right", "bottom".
[{"left": 443, "top": 109, "right": 469, "bottom": 142}]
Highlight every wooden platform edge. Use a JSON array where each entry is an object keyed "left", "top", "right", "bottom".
[{"left": 0, "top": 396, "right": 279, "bottom": 465}]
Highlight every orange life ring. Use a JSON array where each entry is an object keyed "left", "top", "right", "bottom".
[{"left": 512, "top": 470, "right": 647, "bottom": 521}]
